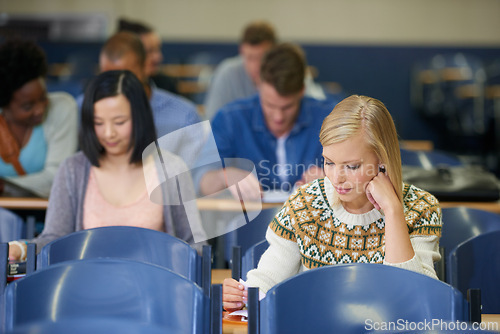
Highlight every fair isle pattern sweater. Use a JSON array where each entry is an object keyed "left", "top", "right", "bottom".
[
  {"left": 246, "top": 177, "right": 442, "bottom": 293},
  {"left": 270, "top": 178, "right": 441, "bottom": 268}
]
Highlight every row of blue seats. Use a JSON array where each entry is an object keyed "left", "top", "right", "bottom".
[
  {"left": 1, "top": 260, "right": 489, "bottom": 333},
  {"left": 0, "top": 224, "right": 496, "bottom": 333},
  {"left": 0, "top": 226, "right": 220, "bottom": 333}
]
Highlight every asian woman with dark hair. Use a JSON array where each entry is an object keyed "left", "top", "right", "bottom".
[{"left": 8, "top": 70, "right": 206, "bottom": 260}]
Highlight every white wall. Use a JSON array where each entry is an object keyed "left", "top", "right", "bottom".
[{"left": 2, "top": 0, "right": 500, "bottom": 46}]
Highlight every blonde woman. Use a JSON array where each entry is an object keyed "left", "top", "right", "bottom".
[{"left": 223, "top": 95, "right": 442, "bottom": 311}]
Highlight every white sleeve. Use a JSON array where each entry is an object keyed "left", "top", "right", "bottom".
[
  {"left": 383, "top": 235, "right": 441, "bottom": 279},
  {"left": 246, "top": 227, "right": 303, "bottom": 293}
]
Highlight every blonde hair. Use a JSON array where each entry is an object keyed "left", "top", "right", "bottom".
[{"left": 320, "top": 95, "right": 403, "bottom": 203}]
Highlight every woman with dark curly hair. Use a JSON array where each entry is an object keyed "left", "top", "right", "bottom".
[{"left": 0, "top": 39, "right": 78, "bottom": 197}]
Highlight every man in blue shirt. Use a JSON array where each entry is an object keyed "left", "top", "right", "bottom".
[
  {"left": 198, "top": 43, "right": 338, "bottom": 199},
  {"left": 203, "top": 20, "right": 325, "bottom": 121}
]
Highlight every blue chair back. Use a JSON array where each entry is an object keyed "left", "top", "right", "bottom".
[
  {"left": 255, "top": 264, "right": 470, "bottom": 334},
  {"left": 37, "top": 226, "right": 209, "bottom": 288},
  {"left": 439, "top": 207, "right": 500, "bottom": 282},
  {"left": 241, "top": 240, "right": 269, "bottom": 280},
  {"left": 448, "top": 230, "right": 500, "bottom": 314},
  {"left": 225, "top": 207, "right": 280, "bottom": 263},
  {"left": 4, "top": 319, "right": 169, "bottom": 334},
  {"left": 0, "top": 208, "right": 23, "bottom": 243},
  {"left": 2, "top": 259, "right": 210, "bottom": 333}
]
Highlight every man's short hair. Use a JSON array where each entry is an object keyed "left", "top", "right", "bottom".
[
  {"left": 260, "top": 43, "right": 306, "bottom": 96},
  {"left": 117, "top": 18, "right": 153, "bottom": 35},
  {"left": 101, "top": 32, "right": 146, "bottom": 67},
  {"left": 241, "top": 21, "right": 277, "bottom": 45}
]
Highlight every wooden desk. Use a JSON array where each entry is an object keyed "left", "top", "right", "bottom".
[
  {"left": 482, "top": 314, "right": 500, "bottom": 332},
  {"left": 2, "top": 196, "right": 500, "bottom": 215},
  {"left": 0, "top": 197, "right": 48, "bottom": 210},
  {"left": 0, "top": 197, "right": 282, "bottom": 212},
  {"left": 400, "top": 140, "right": 434, "bottom": 151},
  {"left": 440, "top": 201, "right": 500, "bottom": 215},
  {"left": 197, "top": 198, "right": 281, "bottom": 212},
  {"left": 212, "top": 268, "right": 231, "bottom": 285}
]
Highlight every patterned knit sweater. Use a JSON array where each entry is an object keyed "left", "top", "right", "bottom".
[{"left": 246, "top": 177, "right": 442, "bottom": 293}]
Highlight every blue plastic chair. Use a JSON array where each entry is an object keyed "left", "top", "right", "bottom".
[
  {"left": 0, "top": 208, "right": 24, "bottom": 243},
  {"left": 241, "top": 240, "right": 269, "bottom": 280},
  {"left": 225, "top": 206, "right": 280, "bottom": 262},
  {"left": 2, "top": 258, "right": 211, "bottom": 333},
  {"left": 448, "top": 230, "right": 500, "bottom": 314},
  {"left": 227, "top": 207, "right": 280, "bottom": 277},
  {"left": 36, "top": 226, "right": 211, "bottom": 295},
  {"left": 248, "top": 263, "right": 478, "bottom": 334},
  {"left": 4, "top": 318, "right": 170, "bottom": 334},
  {"left": 437, "top": 207, "right": 500, "bottom": 282}
]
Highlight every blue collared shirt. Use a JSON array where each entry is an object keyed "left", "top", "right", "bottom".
[
  {"left": 149, "top": 87, "right": 201, "bottom": 137},
  {"left": 207, "top": 94, "right": 337, "bottom": 191}
]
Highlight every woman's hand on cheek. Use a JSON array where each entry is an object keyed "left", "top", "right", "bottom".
[{"left": 365, "top": 172, "right": 398, "bottom": 211}]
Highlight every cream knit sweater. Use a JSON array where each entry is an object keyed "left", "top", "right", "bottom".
[{"left": 246, "top": 177, "right": 442, "bottom": 293}]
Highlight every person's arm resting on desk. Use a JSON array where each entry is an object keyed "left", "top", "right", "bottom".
[{"left": 200, "top": 167, "right": 262, "bottom": 200}]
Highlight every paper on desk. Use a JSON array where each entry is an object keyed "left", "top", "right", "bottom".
[{"left": 228, "top": 309, "right": 249, "bottom": 322}]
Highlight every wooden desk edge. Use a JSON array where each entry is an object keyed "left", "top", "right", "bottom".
[
  {"left": 0, "top": 197, "right": 282, "bottom": 212},
  {"left": 0, "top": 197, "right": 49, "bottom": 210},
  {"left": 440, "top": 201, "right": 500, "bottom": 214},
  {"left": 2, "top": 197, "right": 499, "bottom": 215}
]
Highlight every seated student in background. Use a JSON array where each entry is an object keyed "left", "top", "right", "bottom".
[
  {"left": 76, "top": 32, "right": 204, "bottom": 166},
  {"left": 8, "top": 70, "right": 207, "bottom": 261},
  {"left": 0, "top": 39, "right": 78, "bottom": 198},
  {"left": 116, "top": 17, "right": 180, "bottom": 95},
  {"left": 197, "top": 43, "right": 337, "bottom": 199},
  {"left": 222, "top": 95, "right": 442, "bottom": 311},
  {"left": 77, "top": 32, "right": 201, "bottom": 138},
  {"left": 203, "top": 20, "right": 325, "bottom": 120}
]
